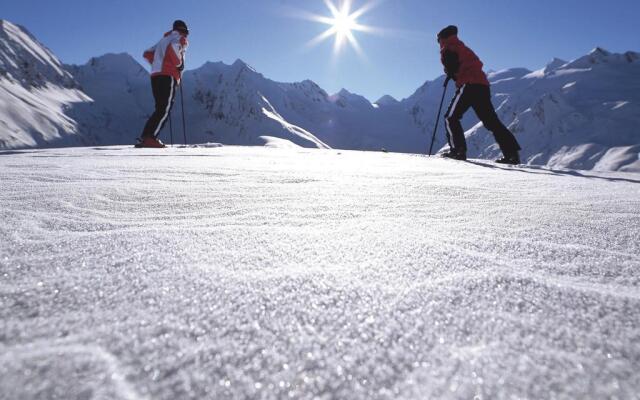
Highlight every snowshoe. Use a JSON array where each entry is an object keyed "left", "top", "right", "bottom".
[{"left": 135, "top": 137, "right": 166, "bottom": 148}]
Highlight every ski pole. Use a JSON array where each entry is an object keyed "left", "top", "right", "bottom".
[
  {"left": 428, "top": 77, "right": 450, "bottom": 156},
  {"left": 180, "top": 82, "right": 188, "bottom": 146}
]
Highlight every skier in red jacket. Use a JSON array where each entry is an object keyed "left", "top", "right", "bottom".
[
  {"left": 136, "top": 20, "right": 189, "bottom": 148},
  {"left": 438, "top": 25, "right": 521, "bottom": 164}
]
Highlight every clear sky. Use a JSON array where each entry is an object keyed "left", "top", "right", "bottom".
[{"left": 3, "top": 0, "right": 640, "bottom": 101}]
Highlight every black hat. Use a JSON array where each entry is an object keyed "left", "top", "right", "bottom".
[
  {"left": 173, "top": 20, "right": 189, "bottom": 34},
  {"left": 437, "top": 25, "right": 458, "bottom": 41}
]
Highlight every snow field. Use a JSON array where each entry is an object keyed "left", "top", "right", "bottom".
[{"left": 1, "top": 146, "right": 639, "bottom": 399}]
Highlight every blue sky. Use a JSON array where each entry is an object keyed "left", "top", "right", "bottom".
[{"left": 4, "top": 0, "right": 639, "bottom": 101}]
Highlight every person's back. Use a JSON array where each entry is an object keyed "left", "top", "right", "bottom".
[{"left": 439, "top": 35, "right": 489, "bottom": 88}]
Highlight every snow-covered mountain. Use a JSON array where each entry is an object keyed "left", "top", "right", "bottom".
[
  {"left": 65, "top": 53, "right": 154, "bottom": 146},
  {"left": 0, "top": 19, "right": 638, "bottom": 172},
  {"left": 115, "top": 58, "right": 423, "bottom": 151},
  {"left": 181, "top": 60, "right": 329, "bottom": 148},
  {"left": 0, "top": 20, "right": 91, "bottom": 149}
]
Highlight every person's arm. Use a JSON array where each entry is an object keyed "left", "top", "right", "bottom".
[
  {"left": 442, "top": 49, "right": 460, "bottom": 80},
  {"left": 143, "top": 45, "right": 156, "bottom": 65},
  {"left": 169, "top": 36, "right": 188, "bottom": 72},
  {"left": 165, "top": 41, "right": 183, "bottom": 71},
  {"left": 178, "top": 36, "right": 188, "bottom": 71}
]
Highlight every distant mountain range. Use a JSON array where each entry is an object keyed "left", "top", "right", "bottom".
[{"left": 1, "top": 19, "right": 638, "bottom": 172}]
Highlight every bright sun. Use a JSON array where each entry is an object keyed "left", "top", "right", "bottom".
[
  {"left": 333, "top": 12, "right": 356, "bottom": 38},
  {"left": 297, "top": 0, "right": 379, "bottom": 57}
]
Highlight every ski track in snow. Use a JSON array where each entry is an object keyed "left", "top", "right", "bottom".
[{"left": 1, "top": 146, "right": 639, "bottom": 400}]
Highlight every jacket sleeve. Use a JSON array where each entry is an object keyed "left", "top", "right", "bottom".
[
  {"left": 165, "top": 42, "right": 181, "bottom": 70},
  {"left": 179, "top": 37, "right": 188, "bottom": 71},
  {"left": 143, "top": 45, "right": 156, "bottom": 65},
  {"left": 442, "top": 49, "right": 460, "bottom": 79},
  {"left": 170, "top": 37, "right": 188, "bottom": 71}
]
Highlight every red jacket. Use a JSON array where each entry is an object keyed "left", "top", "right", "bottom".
[
  {"left": 440, "top": 35, "right": 489, "bottom": 88},
  {"left": 143, "top": 31, "right": 188, "bottom": 82}
]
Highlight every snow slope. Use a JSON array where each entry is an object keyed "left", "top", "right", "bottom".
[
  {"left": 0, "top": 20, "right": 91, "bottom": 149},
  {"left": 1, "top": 146, "right": 639, "bottom": 400}
]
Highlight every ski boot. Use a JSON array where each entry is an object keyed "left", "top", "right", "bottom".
[
  {"left": 441, "top": 149, "right": 467, "bottom": 161},
  {"left": 135, "top": 136, "right": 166, "bottom": 148},
  {"left": 496, "top": 153, "right": 520, "bottom": 165}
]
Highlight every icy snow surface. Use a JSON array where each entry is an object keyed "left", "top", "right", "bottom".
[{"left": 1, "top": 146, "right": 640, "bottom": 400}]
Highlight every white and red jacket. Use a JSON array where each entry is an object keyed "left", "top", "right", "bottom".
[{"left": 143, "top": 31, "right": 188, "bottom": 82}]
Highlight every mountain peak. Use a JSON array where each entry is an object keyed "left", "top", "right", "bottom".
[
  {"left": 300, "top": 79, "right": 320, "bottom": 88},
  {"left": 231, "top": 58, "right": 256, "bottom": 72},
  {"left": 543, "top": 57, "right": 568, "bottom": 73},
  {"left": 564, "top": 47, "right": 635, "bottom": 69},
  {"left": 232, "top": 58, "right": 248, "bottom": 67},
  {"left": 329, "top": 88, "right": 362, "bottom": 101},
  {"left": 328, "top": 89, "right": 373, "bottom": 109},
  {"left": 589, "top": 47, "right": 611, "bottom": 57},
  {"left": 0, "top": 19, "right": 46, "bottom": 55},
  {"left": 229, "top": 58, "right": 259, "bottom": 77},
  {"left": 375, "top": 95, "right": 399, "bottom": 106},
  {"left": 89, "top": 52, "right": 138, "bottom": 65},
  {"left": 80, "top": 53, "right": 145, "bottom": 76},
  {"left": 548, "top": 57, "right": 568, "bottom": 66},
  {"left": 0, "top": 19, "right": 23, "bottom": 34},
  {"left": 0, "top": 18, "right": 75, "bottom": 87}
]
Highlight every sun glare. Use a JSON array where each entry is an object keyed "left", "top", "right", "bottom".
[
  {"left": 333, "top": 11, "right": 356, "bottom": 38},
  {"left": 296, "top": 0, "right": 380, "bottom": 58}
]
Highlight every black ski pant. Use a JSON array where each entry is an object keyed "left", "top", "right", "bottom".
[
  {"left": 444, "top": 83, "right": 521, "bottom": 156},
  {"left": 141, "top": 75, "right": 177, "bottom": 139}
]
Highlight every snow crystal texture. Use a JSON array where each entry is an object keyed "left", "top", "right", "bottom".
[{"left": 1, "top": 146, "right": 639, "bottom": 400}]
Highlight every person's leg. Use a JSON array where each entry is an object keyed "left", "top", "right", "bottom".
[
  {"left": 140, "top": 75, "right": 176, "bottom": 139},
  {"left": 471, "top": 85, "right": 521, "bottom": 157},
  {"left": 444, "top": 84, "right": 473, "bottom": 155}
]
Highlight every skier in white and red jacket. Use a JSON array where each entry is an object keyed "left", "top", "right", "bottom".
[{"left": 136, "top": 20, "right": 189, "bottom": 148}]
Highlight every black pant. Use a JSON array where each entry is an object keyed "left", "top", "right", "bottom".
[
  {"left": 141, "top": 75, "right": 177, "bottom": 138},
  {"left": 444, "top": 84, "right": 521, "bottom": 155}
]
